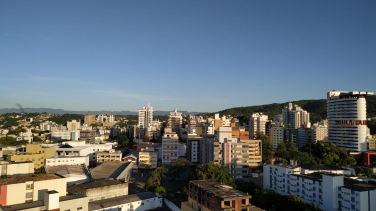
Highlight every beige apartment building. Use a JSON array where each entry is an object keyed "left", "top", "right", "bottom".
[
  {"left": 96, "top": 151, "right": 122, "bottom": 163},
  {"left": 270, "top": 125, "right": 284, "bottom": 149},
  {"left": 139, "top": 147, "right": 158, "bottom": 169},
  {"left": 6, "top": 144, "right": 55, "bottom": 169},
  {"left": 162, "top": 128, "right": 179, "bottom": 166},
  {"left": 249, "top": 113, "right": 268, "bottom": 139},
  {"left": 84, "top": 114, "right": 96, "bottom": 126},
  {"left": 0, "top": 174, "right": 67, "bottom": 206}
]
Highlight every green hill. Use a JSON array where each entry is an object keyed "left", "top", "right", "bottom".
[{"left": 215, "top": 95, "right": 376, "bottom": 124}]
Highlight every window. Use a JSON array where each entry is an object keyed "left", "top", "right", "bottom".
[
  {"left": 77, "top": 207, "right": 82, "bottom": 210},
  {"left": 351, "top": 197, "right": 355, "bottom": 202}
]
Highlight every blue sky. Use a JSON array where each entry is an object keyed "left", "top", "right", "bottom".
[{"left": 1, "top": 1, "right": 375, "bottom": 112}]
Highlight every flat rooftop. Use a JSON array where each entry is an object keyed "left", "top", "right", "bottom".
[
  {"left": 67, "top": 179, "right": 124, "bottom": 194},
  {"left": 190, "top": 180, "right": 251, "bottom": 200},
  {"left": 45, "top": 165, "right": 87, "bottom": 176},
  {"left": 0, "top": 174, "right": 62, "bottom": 185},
  {"left": 88, "top": 192, "right": 157, "bottom": 211},
  {"left": 90, "top": 162, "right": 131, "bottom": 180},
  {"left": 0, "top": 194, "right": 86, "bottom": 211}
]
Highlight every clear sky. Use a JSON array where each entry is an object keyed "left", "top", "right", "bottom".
[{"left": 1, "top": 1, "right": 375, "bottom": 112}]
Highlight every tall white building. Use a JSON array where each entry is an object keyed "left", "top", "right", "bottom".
[
  {"left": 327, "top": 91, "right": 373, "bottom": 152},
  {"left": 249, "top": 113, "right": 268, "bottom": 139},
  {"left": 138, "top": 103, "right": 153, "bottom": 138},
  {"left": 282, "top": 103, "right": 310, "bottom": 129},
  {"left": 168, "top": 108, "right": 182, "bottom": 133},
  {"left": 264, "top": 162, "right": 376, "bottom": 211},
  {"left": 67, "top": 120, "right": 81, "bottom": 131}
]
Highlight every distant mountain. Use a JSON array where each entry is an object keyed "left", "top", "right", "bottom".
[{"left": 0, "top": 108, "right": 206, "bottom": 116}]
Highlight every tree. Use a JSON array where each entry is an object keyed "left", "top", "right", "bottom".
[
  {"left": 276, "top": 140, "right": 298, "bottom": 162},
  {"left": 90, "top": 123, "right": 99, "bottom": 128},
  {"left": 33, "top": 136, "right": 43, "bottom": 142},
  {"left": 144, "top": 167, "right": 168, "bottom": 193},
  {"left": 192, "top": 162, "right": 236, "bottom": 187},
  {"left": 355, "top": 166, "right": 374, "bottom": 177},
  {"left": 256, "top": 131, "right": 274, "bottom": 164},
  {"left": 0, "top": 136, "right": 16, "bottom": 145},
  {"left": 170, "top": 157, "right": 192, "bottom": 179},
  {"left": 292, "top": 152, "right": 315, "bottom": 165},
  {"left": 304, "top": 141, "right": 356, "bottom": 166},
  {"left": 116, "top": 135, "right": 129, "bottom": 148}
]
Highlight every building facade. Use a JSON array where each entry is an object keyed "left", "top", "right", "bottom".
[
  {"left": 138, "top": 103, "right": 153, "bottom": 139},
  {"left": 162, "top": 129, "right": 179, "bottom": 166},
  {"left": 249, "top": 113, "right": 268, "bottom": 139},
  {"left": 327, "top": 91, "right": 373, "bottom": 152}
]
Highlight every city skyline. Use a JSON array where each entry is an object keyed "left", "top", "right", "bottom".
[{"left": 1, "top": 1, "right": 375, "bottom": 112}]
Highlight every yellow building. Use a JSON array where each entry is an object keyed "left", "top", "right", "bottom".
[
  {"left": 7, "top": 144, "right": 55, "bottom": 169},
  {"left": 139, "top": 147, "right": 158, "bottom": 169},
  {"left": 103, "top": 134, "right": 110, "bottom": 140}
]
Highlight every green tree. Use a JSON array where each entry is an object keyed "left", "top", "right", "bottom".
[
  {"left": 0, "top": 136, "right": 16, "bottom": 145},
  {"left": 256, "top": 131, "right": 274, "bottom": 164},
  {"left": 170, "top": 157, "right": 192, "bottom": 179},
  {"left": 276, "top": 140, "right": 298, "bottom": 162},
  {"left": 192, "top": 162, "right": 236, "bottom": 187},
  {"left": 144, "top": 167, "right": 168, "bottom": 193},
  {"left": 33, "top": 136, "right": 43, "bottom": 142},
  {"left": 292, "top": 152, "right": 315, "bottom": 165},
  {"left": 305, "top": 141, "right": 356, "bottom": 166},
  {"left": 355, "top": 166, "right": 374, "bottom": 177},
  {"left": 116, "top": 135, "right": 129, "bottom": 148}
]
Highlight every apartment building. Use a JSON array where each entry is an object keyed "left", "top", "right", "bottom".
[
  {"left": 46, "top": 156, "right": 89, "bottom": 167},
  {"left": 0, "top": 174, "right": 67, "bottom": 206},
  {"left": 225, "top": 139, "right": 262, "bottom": 182},
  {"left": 187, "top": 137, "right": 204, "bottom": 164},
  {"left": 7, "top": 144, "right": 55, "bottom": 169},
  {"left": 96, "top": 151, "right": 122, "bottom": 163},
  {"left": 263, "top": 162, "right": 376, "bottom": 211},
  {"left": 51, "top": 130, "right": 80, "bottom": 141},
  {"left": 249, "top": 113, "right": 268, "bottom": 139},
  {"left": 138, "top": 103, "right": 153, "bottom": 139},
  {"left": 67, "top": 119, "right": 81, "bottom": 131},
  {"left": 79, "top": 130, "right": 96, "bottom": 144},
  {"left": 312, "top": 122, "right": 328, "bottom": 141},
  {"left": 188, "top": 114, "right": 197, "bottom": 135},
  {"left": 84, "top": 114, "right": 96, "bottom": 126},
  {"left": 182, "top": 180, "right": 264, "bottom": 211},
  {"left": 162, "top": 129, "right": 179, "bottom": 166},
  {"left": 282, "top": 103, "right": 310, "bottom": 129},
  {"left": 327, "top": 91, "right": 373, "bottom": 152},
  {"left": 168, "top": 108, "right": 182, "bottom": 133},
  {"left": 270, "top": 125, "right": 284, "bottom": 149},
  {"left": 139, "top": 147, "right": 158, "bottom": 169}
]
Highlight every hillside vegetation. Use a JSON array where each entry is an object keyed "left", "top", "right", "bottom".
[{"left": 216, "top": 95, "right": 376, "bottom": 124}]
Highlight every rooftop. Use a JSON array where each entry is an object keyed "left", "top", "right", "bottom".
[
  {"left": 67, "top": 179, "right": 124, "bottom": 194},
  {"left": 190, "top": 180, "right": 251, "bottom": 200},
  {"left": 300, "top": 164, "right": 348, "bottom": 171},
  {"left": 342, "top": 183, "right": 376, "bottom": 192},
  {"left": 0, "top": 194, "right": 86, "bottom": 211},
  {"left": 90, "top": 162, "right": 131, "bottom": 180},
  {"left": 45, "top": 165, "right": 87, "bottom": 176},
  {"left": 0, "top": 174, "right": 62, "bottom": 185},
  {"left": 88, "top": 192, "right": 157, "bottom": 211}
]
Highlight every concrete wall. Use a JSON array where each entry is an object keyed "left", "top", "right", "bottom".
[
  {"left": 86, "top": 183, "right": 128, "bottom": 201},
  {"left": 0, "top": 162, "right": 34, "bottom": 177},
  {"left": 33, "top": 178, "right": 67, "bottom": 201},
  {"left": 60, "top": 196, "right": 89, "bottom": 211}
]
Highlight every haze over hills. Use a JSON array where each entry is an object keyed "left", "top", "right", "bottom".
[
  {"left": 1, "top": 95, "right": 376, "bottom": 122},
  {"left": 0, "top": 108, "right": 205, "bottom": 116}
]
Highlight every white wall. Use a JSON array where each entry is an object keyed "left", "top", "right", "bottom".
[{"left": 46, "top": 156, "right": 89, "bottom": 167}]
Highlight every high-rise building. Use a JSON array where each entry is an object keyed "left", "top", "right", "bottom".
[
  {"left": 270, "top": 125, "right": 284, "bottom": 149},
  {"left": 168, "top": 108, "right": 182, "bottom": 133},
  {"left": 282, "top": 103, "right": 310, "bottom": 129},
  {"left": 162, "top": 128, "right": 179, "bottom": 166},
  {"left": 327, "top": 91, "right": 373, "bottom": 152},
  {"left": 67, "top": 119, "right": 81, "bottom": 131},
  {"left": 138, "top": 103, "right": 153, "bottom": 138},
  {"left": 249, "top": 113, "right": 268, "bottom": 139},
  {"left": 84, "top": 114, "right": 96, "bottom": 126}
]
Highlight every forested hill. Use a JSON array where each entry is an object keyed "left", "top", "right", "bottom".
[{"left": 216, "top": 95, "right": 376, "bottom": 123}]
